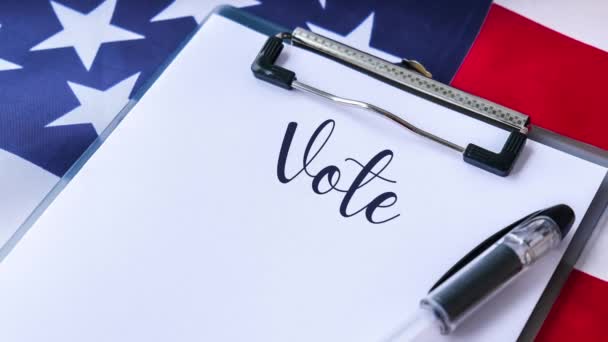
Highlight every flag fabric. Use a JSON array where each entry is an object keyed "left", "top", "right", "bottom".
[{"left": 0, "top": 0, "right": 607, "bottom": 340}]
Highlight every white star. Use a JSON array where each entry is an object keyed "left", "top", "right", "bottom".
[
  {"left": 307, "top": 12, "right": 398, "bottom": 61},
  {"left": 47, "top": 73, "right": 140, "bottom": 134},
  {"left": 0, "top": 24, "right": 21, "bottom": 71},
  {"left": 151, "top": 0, "right": 261, "bottom": 24},
  {"left": 319, "top": 0, "right": 326, "bottom": 9},
  {"left": 0, "top": 58, "right": 21, "bottom": 71},
  {"left": 31, "top": 0, "right": 144, "bottom": 71}
]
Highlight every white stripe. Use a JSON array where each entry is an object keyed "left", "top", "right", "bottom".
[
  {"left": 0, "top": 150, "right": 58, "bottom": 247},
  {"left": 495, "top": 0, "right": 608, "bottom": 53}
]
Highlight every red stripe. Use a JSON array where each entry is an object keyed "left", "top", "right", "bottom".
[
  {"left": 535, "top": 269, "right": 608, "bottom": 341},
  {"left": 452, "top": 4, "right": 608, "bottom": 151}
]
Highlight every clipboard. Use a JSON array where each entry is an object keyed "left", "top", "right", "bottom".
[{"left": 1, "top": 5, "right": 607, "bottom": 341}]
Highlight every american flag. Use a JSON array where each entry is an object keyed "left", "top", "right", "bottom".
[{"left": 1, "top": 1, "right": 607, "bottom": 340}]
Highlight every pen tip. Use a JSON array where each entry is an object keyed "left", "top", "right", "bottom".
[
  {"left": 543, "top": 204, "right": 575, "bottom": 239},
  {"left": 385, "top": 308, "right": 440, "bottom": 342}
]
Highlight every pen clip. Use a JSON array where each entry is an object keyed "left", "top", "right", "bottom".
[{"left": 428, "top": 210, "right": 541, "bottom": 292}]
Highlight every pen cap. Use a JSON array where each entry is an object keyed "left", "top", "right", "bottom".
[
  {"left": 420, "top": 205, "right": 574, "bottom": 334},
  {"left": 421, "top": 244, "right": 524, "bottom": 334},
  {"left": 541, "top": 204, "right": 575, "bottom": 239},
  {"left": 504, "top": 204, "right": 575, "bottom": 266}
]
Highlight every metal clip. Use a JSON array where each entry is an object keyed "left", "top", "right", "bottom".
[{"left": 251, "top": 29, "right": 529, "bottom": 177}]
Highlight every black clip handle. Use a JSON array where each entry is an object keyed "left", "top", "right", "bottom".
[
  {"left": 463, "top": 131, "right": 527, "bottom": 177},
  {"left": 251, "top": 36, "right": 295, "bottom": 90}
]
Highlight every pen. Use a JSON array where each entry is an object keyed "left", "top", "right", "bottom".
[{"left": 387, "top": 204, "right": 575, "bottom": 341}]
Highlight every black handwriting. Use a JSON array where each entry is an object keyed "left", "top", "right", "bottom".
[{"left": 277, "top": 119, "right": 399, "bottom": 224}]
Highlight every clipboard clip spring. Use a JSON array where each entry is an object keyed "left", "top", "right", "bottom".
[{"left": 251, "top": 30, "right": 529, "bottom": 177}]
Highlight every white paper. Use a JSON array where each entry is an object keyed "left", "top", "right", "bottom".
[{"left": 0, "top": 15, "right": 604, "bottom": 342}]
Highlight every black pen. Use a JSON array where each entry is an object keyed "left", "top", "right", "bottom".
[{"left": 387, "top": 204, "right": 575, "bottom": 341}]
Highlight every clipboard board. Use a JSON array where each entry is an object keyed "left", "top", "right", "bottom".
[{"left": 1, "top": 5, "right": 607, "bottom": 342}]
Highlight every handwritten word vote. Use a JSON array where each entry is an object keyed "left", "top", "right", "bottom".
[{"left": 277, "top": 119, "right": 400, "bottom": 224}]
